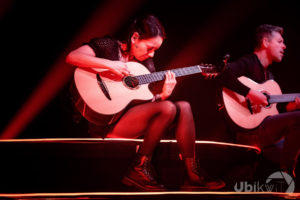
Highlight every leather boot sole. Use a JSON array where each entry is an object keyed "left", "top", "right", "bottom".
[
  {"left": 122, "top": 176, "right": 167, "bottom": 192},
  {"left": 180, "top": 181, "right": 226, "bottom": 191}
]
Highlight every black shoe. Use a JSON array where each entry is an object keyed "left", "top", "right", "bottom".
[
  {"left": 180, "top": 176, "right": 226, "bottom": 191},
  {"left": 122, "top": 154, "right": 166, "bottom": 192},
  {"left": 180, "top": 158, "right": 225, "bottom": 191}
]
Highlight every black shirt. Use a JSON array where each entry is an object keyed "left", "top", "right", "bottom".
[
  {"left": 70, "top": 36, "right": 161, "bottom": 136},
  {"left": 218, "top": 53, "right": 273, "bottom": 96},
  {"left": 217, "top": 53, "right": 288, "bottom": 112}
]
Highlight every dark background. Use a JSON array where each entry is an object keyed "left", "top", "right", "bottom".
[{"left": 1, "top": 0, "right": 300, "bottom": 140}]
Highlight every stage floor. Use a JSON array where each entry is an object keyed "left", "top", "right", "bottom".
[
  {"left": 1, "top": 191, "right": 300, "bottom": 200},
  {"left": 0, "top": 138, "right": 298, "bottom": 199}
]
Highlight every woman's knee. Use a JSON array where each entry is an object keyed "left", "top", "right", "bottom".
[
  {"left": 175, "top": 101, "right": 192, "bottom": 112},
  {"left": 157, "top": 100, "right": 177, "bottom": 119}
]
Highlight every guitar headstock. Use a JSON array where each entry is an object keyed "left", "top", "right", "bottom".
[{"left": 199, "top": 64, "right": 219, "bottom": 79}]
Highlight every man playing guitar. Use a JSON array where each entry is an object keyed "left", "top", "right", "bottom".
[{"left": 218, "top": 24, "right": 300, "bottom": 178}]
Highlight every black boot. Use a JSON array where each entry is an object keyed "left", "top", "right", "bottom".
[
  {"left": 122, "top": 154, "right": 166, "bottom": 191},
  {"left": 180, "top": 158, "right": 225, "bottom": 191}
]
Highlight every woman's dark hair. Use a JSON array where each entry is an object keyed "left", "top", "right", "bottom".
[
  {"left": 254, "top": 24, "right": 283, "bottom": 50},
  {"left": 120, "top": 15, "right": 166, "bottom": 51}
]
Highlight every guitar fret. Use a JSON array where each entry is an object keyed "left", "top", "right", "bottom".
[
  {"left": 153, "top": 73, "right": 161, "bottom": 81},
  {"left": 139, "top": 75, "right": 146, "bottom": 84},
  {"left": 269, "top": 93, "right": 300, "bottom": 104},
  {"left": 176, "top": 69, "right": 182, "bottom": 76},
  {"left": 135, "top": 65, "right": 209, "bottom": 85}
]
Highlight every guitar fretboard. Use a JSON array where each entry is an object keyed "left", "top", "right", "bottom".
[
  {"left": 135, "top": 65, "right": 204, "bottom": 85},
  {"left": 269, "top": 93, "right": 300, "bottom": 104}
]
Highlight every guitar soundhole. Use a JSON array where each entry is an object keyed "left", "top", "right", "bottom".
[
  {"left": 263, "top": 92, "right": 271, "bottom": 108},
  {"left": 123, "top": 76, "right": 139, "bottom": 89}
]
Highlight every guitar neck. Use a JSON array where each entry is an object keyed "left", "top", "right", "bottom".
[
  {"left": 269, "top": 93, "right": 300, "bottom": 104},
  {"left": 136, "top": 65, "right": 205, "bottom": 85}
]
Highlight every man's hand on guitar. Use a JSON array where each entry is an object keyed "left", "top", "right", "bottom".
[
  {"left": 246, "top": 89, "right": 268, "bottom": 113},
  {"left": 161, "top": 71, "right": 177, "bottom": 100},
  {"left": 109, "top": 61, "right": 130, "bottom": 78},
  {"left": 286, "top": 97, "right": 300, "bottom": 111},
  {"left": 295, "top": 97, "right": 300, "bottom": 109}
]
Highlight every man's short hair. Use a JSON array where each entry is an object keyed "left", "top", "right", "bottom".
[{"left": 254, "top": 24, "right": 283, "bottom": 50}]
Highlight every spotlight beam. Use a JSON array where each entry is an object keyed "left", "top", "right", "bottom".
[{"left": 1, "top": 0, "right": 144, "bottom": 139}]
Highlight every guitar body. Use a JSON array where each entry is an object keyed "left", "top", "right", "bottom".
[
  {"left": 73, "top": 61, "right": 217, "bottom": 125},
  {"left": 222, "top": 76, "right": 282, "bottom": 130},
  {"left": 74, "top": 62, "right": 153, "bottom": 125}
]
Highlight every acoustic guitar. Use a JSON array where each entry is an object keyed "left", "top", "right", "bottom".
[
  {"left": 222, "top": 76, "right": 300, "bottom": 129},
  {"left": 74, "top": 61, "right": 217, "bottom": 125}
]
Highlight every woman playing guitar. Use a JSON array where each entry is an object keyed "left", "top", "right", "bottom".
[{"left": 66, "top": 14, "right": 224, "bottom": 191}]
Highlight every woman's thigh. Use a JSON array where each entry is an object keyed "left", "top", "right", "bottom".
[{"left": 108, "top": 101, "right": 176, "bottom": 138}]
